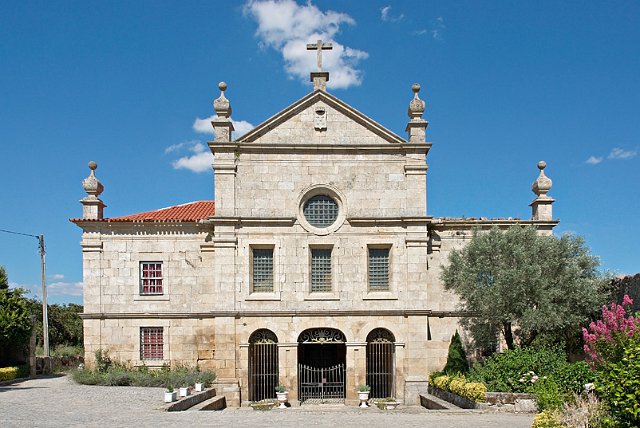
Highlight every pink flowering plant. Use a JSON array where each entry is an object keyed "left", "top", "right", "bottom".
[{"left": 582, "top": 294, "right": 640, "bottom": 368}]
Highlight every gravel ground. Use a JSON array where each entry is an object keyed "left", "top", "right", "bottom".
[{"left": 0, "top": 375, "right": 534, "bottom": 428}]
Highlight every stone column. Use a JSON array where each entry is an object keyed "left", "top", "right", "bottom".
[
  {"left": 346, "top": 342, "right": 366, "bottom": 405},
  {"left": 278, "top": 342, "right": 299, "bottom": 403}
]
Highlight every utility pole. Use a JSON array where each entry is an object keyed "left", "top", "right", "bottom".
[
  {"left": 0, "top": 228, "right": 50, "bottom": 357},
  {"left": 38, "top": 235, "right": 49, "bottom": 357}
]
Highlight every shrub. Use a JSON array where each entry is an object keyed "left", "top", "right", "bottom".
[
  {"left": 552, "top": 361, "right": 595, "bottom": 395},
  {"left": 467, "top": 346, "right": 568, "bottom": 393},
  {"left": 531, "top": 410, "right": 562, "bottom": 428},
  {"left": 464, "top": 382, "right": 487, "bottom": 403},
  {"left": 556, "top": 393, "right": 612, "bottom": 428},
  {"left": 582, "top": 294, "right": 639, "bottom": 368},
  {"left": 528, "top": 377, "right": 563, "bottom": 411},
  {"left": 444, "top": 330, "right": 469, "bottom": 373},
  {"left": 596, "top": 338, "right": 640, "bottom": 427},
  {"left": 0, "top": 367, "right": 19, "bottom": 381},
  {"left": 429, "top": 372, "right": 487, "bottom": 403}
]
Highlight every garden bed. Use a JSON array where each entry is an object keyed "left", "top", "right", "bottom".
[{"left": 428, "top": 385, "right": 538, "bottom": 413}]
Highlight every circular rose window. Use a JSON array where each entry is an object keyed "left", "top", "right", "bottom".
[{"left": 303, "top": 195, "right": 339, "bottom": 228}]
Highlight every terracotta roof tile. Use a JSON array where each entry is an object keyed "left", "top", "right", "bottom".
[{"left": 70, "top": 200, "right": 214, "bottom": 223}]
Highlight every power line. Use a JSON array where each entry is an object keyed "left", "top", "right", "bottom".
[{"left": 0, "top": 228, "right": 39, "bottom": 239}]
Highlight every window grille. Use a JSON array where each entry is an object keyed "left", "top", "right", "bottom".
[
  {"left": 303, "top": 195, "right": 338, "bottom": 228},
  {"left": 252, "top": 248, "right": 274, "bottom": 292},
  {"left": 140, "top": 262, "right": 163, "bottom": 295},
  {"left": 368, "top": 248, "right": 390, "bottom": 291},
  {"left": 311, "top": 248, "right": 332, "bottom": 292},
  {"left": 140, "top": 327, "right": 163, "bottom": 360}
]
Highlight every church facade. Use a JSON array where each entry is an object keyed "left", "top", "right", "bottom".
[{"left": 72, "top": 67, "right": 557, "bottom": 406}]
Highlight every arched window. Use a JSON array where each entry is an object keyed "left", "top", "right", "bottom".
[
  {"left": 366, "top": 328, "right": 395, "bottom": 398},
  {"left": 248, "top": 329, "right": 278, "bottom": 401}
]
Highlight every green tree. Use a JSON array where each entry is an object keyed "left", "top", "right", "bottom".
[
  {"left": 0, "top": 287, "right": 32, "bottom": 349},
  {"left": 0, "top": 266, "right": 8, "bottom": 289},
  {"left": 441, "top": 226, "right": 605, "bottom": 350},
  {"left": 443, "top": 330, "right": 469, "bottom": 373}
]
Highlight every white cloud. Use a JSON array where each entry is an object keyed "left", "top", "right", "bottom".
[
  {"left": 170, "top": 142, "right": 214, "bottom": 173},
  {"left": 9, "top": 281, "right": 83, "bottom": 298},
  {"left": 608, "top": 147, "right": 637, "bottom": 160},
  {"left": 412, "top": 29, "right": 428, "bottom": 36},
  {"left": 380, "top": 6, "right": 404, "bottom": 22},
  {"left": 50, "top": 273, "right": 65, "bottom": 280},
  {"left": 585, "top": 156, "right": 603, "bottom": 165},
  {"left": 244, "top": 0, "right": 368, "bottom": 89},
  {"left": 193, "top": 116, "right": 255, "bottom": 139},
  {"left": 432, "top": 16, "right": 445, "bottom": 41},
  {"left": 48, "top": 281, "right": 83, "bottom": 297}
]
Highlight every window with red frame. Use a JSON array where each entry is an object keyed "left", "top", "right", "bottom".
[
  {"left": 140, "top": 327, "right": 163, "bottom": 360},
  {"left": 140, "top": 262, "right": 163, "bottom": 295}
]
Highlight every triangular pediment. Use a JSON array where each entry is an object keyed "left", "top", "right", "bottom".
[{"left": 236, "top": 90, "right": 406, "bottom": 145}]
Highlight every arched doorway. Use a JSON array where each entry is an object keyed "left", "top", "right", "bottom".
[
  {"left": 248, "top": 329, "right": 278, "bottom": 402},
  {"left": 297, "top": 328, "right": 346, "bottom": 403},
  {"left": 366, "top": 328, "right": 395, "bottom": 398}
]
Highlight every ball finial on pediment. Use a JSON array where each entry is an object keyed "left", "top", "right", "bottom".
[
  {"left": 82, "top": 160, "right": 104, "bottom": 198},
  {"left": 408, "top": 83, "right": 426, "bottom": 119},
  {"left": 532, "top": 160, "right": 552, "bottom": 197},
  {"left": 213, "top": 81, "right": 232, "bottom": 118}
]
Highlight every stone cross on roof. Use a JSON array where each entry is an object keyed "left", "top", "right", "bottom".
[{"left": 306, "top": 39, "right": 333, "bottom": 71}]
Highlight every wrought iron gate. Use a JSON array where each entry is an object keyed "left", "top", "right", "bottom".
[
  {"left": 298, "top": 363, "right": 345, "bottom": 403},
  {"left": 249, "top": 329, "right": 278, "bottom": 402},
  {"left": 366, "top": 328, "right": 395, "bottom": 398}
]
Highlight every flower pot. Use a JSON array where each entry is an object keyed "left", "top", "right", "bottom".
[
  {"left": 276, "top": 391, "right": 289, "bottom": 409},
  {"left": 179, "top": 387, "right": 189, "bottom": 397},
  {"left": 358, "top": 391, "right": 370, "bottom": 408},
  {"left": 164, "top": 391, "right": 177, "bottom": 403},
  {"left": 195, "top": 382, "right": 203, "bottom": 392}
]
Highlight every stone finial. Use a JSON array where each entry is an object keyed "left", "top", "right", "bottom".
[
  {"left": 531, "top": 161, "right": 552, "bottom": 198},
  {"left": 212, "top": 81, "right": 234, "bottom": 142},
  {"left": 213, "top": 82, "right": 232, "bottom": 118},
  {"left": 408, "top": 83, "right": 426, "bottom": 119},
  {"left": 405, "top": 83, "right": 428, "bottom": 143},
  {"left": 82, "top": 161, "right": 104, "bottom": 197},
  {"left": 81, "top": 161, "right": 106, "bottom": 220},
  {"left": 530, "top": 161, "right": 555, "bottom": 221}
]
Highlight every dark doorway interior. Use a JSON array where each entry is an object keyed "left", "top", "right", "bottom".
[{"left": 298, "top": 343, "right": 346, "bottom": 368}]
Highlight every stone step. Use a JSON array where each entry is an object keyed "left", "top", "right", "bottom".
[
  {"left": 419, "top": 393, "right": 463, "bottom": 410},
  {"left": 188, "top": 395, "right": 227, "bottom": 411},
  {"left": 166, "top": 388, "right": 216, "bottom": 412}
]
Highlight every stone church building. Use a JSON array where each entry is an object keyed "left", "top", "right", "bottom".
[{"left": 72, "top": 61, "right": 557, "bottom": 406}]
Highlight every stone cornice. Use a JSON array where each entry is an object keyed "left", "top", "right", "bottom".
[
  {"left": 433, "top": 219, "right": 559, "bottom": 228},
  {"left": 348, "top": 216, "right": 434, "bottom": 226},
  {"left": 200, "top": 217, "right": 297, "bottom": 226},
  {"left": 79, "top": 309, "right": 469, "bottom": 320},
  {"left": 209, "top": 142, "right": 431, "bottom": 154}
]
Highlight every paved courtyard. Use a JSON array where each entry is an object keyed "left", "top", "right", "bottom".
[{"left": 0, "top": 375, "right": 534, "bottom": 428}]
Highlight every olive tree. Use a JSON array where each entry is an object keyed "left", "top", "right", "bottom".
[{"left": 441, "top": 226, "right": 605, "bottom": 350}]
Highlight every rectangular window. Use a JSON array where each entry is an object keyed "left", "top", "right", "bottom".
[
  {"left": 140, "top": 262, "right": 163, "bottom": 295},
  {"left": 140, "top": 327, "right": 163, "bottom": 360},
  {"left": 368, "top": 248, "right": 390, "bottom": 291},
  {"left": 252, "top": 248, "right": 274, "bottom": 292},
  {"left": 311, "top": 248, "right": 332, "bottom": 292}
]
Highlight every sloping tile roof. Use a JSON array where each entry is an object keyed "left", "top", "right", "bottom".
[{"left": 70, "top": 200, "right": 214, "bottom": 223}]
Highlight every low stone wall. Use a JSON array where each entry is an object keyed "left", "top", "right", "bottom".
[
  {"left": 36, "top": 356, "right": 84, "bottom": 374},
  {"left": 427, "top": 386, "right": 538, "bottom": 413},
  {"left": 485, "top": 392, "right": 537, "bottom": 413},
  {"left": 428, "top": 385, "right": 478, "bottom": 409}
]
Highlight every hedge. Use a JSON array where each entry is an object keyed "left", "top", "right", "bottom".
[{"left": 429, "top": 372, "right": 487, "bottom": 403}]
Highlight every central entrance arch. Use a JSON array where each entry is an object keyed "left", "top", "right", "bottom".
[{"left": 297, "top": 328, "right": 346, "bottom": 403}]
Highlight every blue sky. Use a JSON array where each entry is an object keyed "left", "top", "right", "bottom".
[{"left": 1, "top": 0, "right": 638, "bottom": 304}]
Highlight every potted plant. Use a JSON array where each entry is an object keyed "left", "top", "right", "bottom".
[
  {"left": 375, "top": 397, "right": 400, "bottom": 410},
  {"left": 179, "top": 385, "right": 190, "bottom": 398},
  {"left": 195, "top": 375, "right": 204, "bottom": 392},
  {"left": 164, "top": 383, "right": 177, "bottom": 403},
  {"left": 357, "top": 384, "right": 371, "bottom": 408},
  {"left": 275, "top": 384, "right": 289, "bottom": 408}
]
